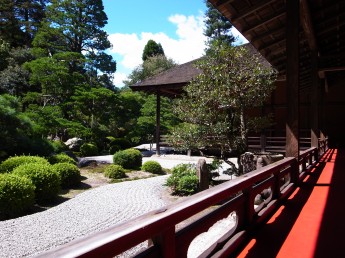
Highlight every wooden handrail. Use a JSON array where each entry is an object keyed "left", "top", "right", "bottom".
[{"left": 37, "top": 148, "right": 320, "bottom": 258}]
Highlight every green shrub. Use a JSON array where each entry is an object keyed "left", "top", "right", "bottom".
[
  {"left": 0, "top": 155, "right": 49, "bottom": 173},
  {"left": 80, "top": 143, "right": 99, "bottom": 157},
  {"left": 141, "top": 161, "right": 163, "bottom": 174},
  {"left": 12, "top": 163, "right": 61, "bottom": 203},
  {"left": 51, "top": 140, "right": 68, "bottom": 153},
  {"left": 110, "top": 138, "right": 131, "bottom": 150},
  {"left": 0, "top": 174, "right": 35, "bottom": 219},
  {"left": 113, "top": 148, "right": 142, "bottom": 169},
  {"left": 109, "top": 145, "right": 120, "bottom": 155},
  {"left": 177, "top": 174, "right": 199, "bottom": 195},
  {"left": 166, "top": 163, "right": 199, "bottom": 195},
  {"left": 48, "top": 153, "right": 76, "bottom": 165},
  {"left": 104, "top": 164, "right": 126, "bottom": 179},
  {"left": 52, "top": 163, "right": 81, "bottom": 188}
]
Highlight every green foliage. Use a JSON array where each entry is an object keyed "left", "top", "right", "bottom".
[
  {"left": 142, "top": 40, "right": 165, "bottom": 61},
  {"left": 109, "top": 145, "right": 121, "bottom": 155},
  {"left": 177, "top": 174, "right": 199, "bottom": 195},
  {"left": 0, "top": 94, "right": 33, "bottom": 158},
  {"left": 204, "top": 1, "right": 235, "bottom": 47},
  {"left": 166, "top": 164, "right": 199, "bottom": 195},
  {"left": 52, "top": 162, "right": 80, "bottom": 188},
  {"left": 0, "top": 0, "right": 47, "bottom": 48},
  {"left": 124, "top": 55, "right": 176, "bottom": 86},
  {"left": 80, "top": 143, "right": 99, "bottom": 157},
  {"left": 48, "top": 153, "right": 76, "bottom": 165},
  {"left": 173, "top": 44, "right": 277, "bottom": 156},
  {"left": 0, "top": 155, "right": 49, "bottom": 173},
  {"left": 168, "top": 123, "right": 203, "bottom": 151},
  {"left": 12, "top": 163, "right": 61, "bottom": 203},
  {"left": 104, "top": 164, "right": 126, "bottom": 179},
  {"left": 113, "top": 149, "right": 142, "bottom": 169},
  {"left": 110, "top": 138, "right": 131, "bottom": 150},
  {"left": 141, "top": 161, "right": 163, "bottom": 174},
  {"left": 0, "top": 174, "right": 36, "bottom": 220},
  {"left": 51, "top": 140, "right": 69, "bottom": 153}
]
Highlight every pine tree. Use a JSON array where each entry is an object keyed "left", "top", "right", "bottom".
[{"left": 204, "top": 1, "right": 235, "bottom": 47}]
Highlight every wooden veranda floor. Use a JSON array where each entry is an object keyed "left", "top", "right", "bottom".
[{"left": 235, "top": 148, "right": 345, "bottom": 258}]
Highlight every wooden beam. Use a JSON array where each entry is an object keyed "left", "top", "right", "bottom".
[
  {"left": 285, "top": 0, "right": 300, "bottom": 158},
  {"left": 251, "top": 26, "right": 285, "bottom": 44},
  {"left": 319, "top": 66, "right": 345, "bottom": 72},
  {"left": 231, "top": 0, "right": 277, "bottom": 24},
  {"left": 300, "top": 0, "right": 318, "bottom": 51},
  {"left": 156, "top": 91, "right": 161, "bottom": 156},
  {"left": 310, "top": 51, "right": 319, "bottom": 148},
  {"left": 242, "top": 11, "right": 285, "bottom": 35}
]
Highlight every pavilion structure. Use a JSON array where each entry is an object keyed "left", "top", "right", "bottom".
[{"left": 130, "top": 58, "right": 202, "bottom": 155}]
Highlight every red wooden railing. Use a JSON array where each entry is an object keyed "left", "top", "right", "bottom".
[{"left": 36, "top": 146, "right": 323, "bottom": 258}]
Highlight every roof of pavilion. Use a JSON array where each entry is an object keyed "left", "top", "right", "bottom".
[
  {"left": 129, "top": 43, "right": 271, "bottom": 98},
  {"left": 129, "top": 58, "right": 202, "bottom": 98},
  {"left": 207, "top": 0, "right": 345, "bottom": 93}
]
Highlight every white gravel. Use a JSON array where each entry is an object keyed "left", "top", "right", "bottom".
[
  {"left": 0, "top": 175, "right": 169, "bottom": 258},
  {"left": 0, "top": 153, "right": 237, "bottom": 257}
]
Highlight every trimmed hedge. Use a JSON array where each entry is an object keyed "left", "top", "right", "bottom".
[
  {"left": 0, "top": 174, "right": 35, "bottom": 219},
  {"left": 166, "top": 163, "right": 199, "bottom": 196},
  {"left": 0, "top": 155, "right": 49, "bottom": 173},
  {"left": 141, "top": 161, "right": 163, "bottom": 174},
  {"left": 52, "top": 163, "right": 81, "bottom": 188},
  {"left": 12, "top": 163, "right": 61, "bottom": 203},
  {"left": 48, "top": 153, "right": 76, "bottom": 165},
  {"left": 104, "top": 164, "right": 126, "bottom": 179},
  {"left": 113, "top": 148, "right": 142, "bottom": 169}
]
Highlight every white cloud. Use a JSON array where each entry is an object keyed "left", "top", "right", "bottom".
[
  {"left": 108, "top": 13, "right": 248, "bottom": 87},
  {"left": 113, "top": 72, "right": 128, "bottom": 86},
  {"left": 108, "top": 13, "right": 207, "bottom": 86}
]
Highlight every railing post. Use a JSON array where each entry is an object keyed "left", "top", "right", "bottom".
[
  {"left": 290, "top": 158, "right": 299, "bottom": 184},
  {"left": 260, "top": 134, "right": 266, "bottom": 153},
  {"left": 151, "top": 227, "right": 176, "bottom": 258},
  {"left": 197, "top": 159, "right": 209, "bottom": 191},
  {"left": 242, "top": 187, "right": 255, "bottom": 225}
]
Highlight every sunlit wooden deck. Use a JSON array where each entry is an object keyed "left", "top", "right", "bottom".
[{"left": 236, "top": 148, "right": 345, "bottom": 258}]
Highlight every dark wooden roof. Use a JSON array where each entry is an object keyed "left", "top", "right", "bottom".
[
  {"left": 130, "top": 43, "right": 271, "bottom": 97},
  {"left": 130, "top": 58, "right": 202, "bottom": 98},
  {"left": 208, "top": 0, "right": 345, "bottom": 92}
]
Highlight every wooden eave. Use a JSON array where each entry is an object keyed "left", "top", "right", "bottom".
[{"left": 208, "top": 0, "right": 345, "bottom": 93}]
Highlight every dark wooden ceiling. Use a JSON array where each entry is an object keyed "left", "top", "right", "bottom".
[{"left": 208, "top": 0, "right": 345, "bottom": 92}]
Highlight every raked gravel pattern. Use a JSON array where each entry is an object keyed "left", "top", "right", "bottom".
[{"left": 0, "top": 175, "right": 169, "bottom": 258}]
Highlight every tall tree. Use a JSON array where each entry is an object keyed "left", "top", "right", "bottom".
[
  {"left": 0, "top": 0, "right": 49, "bottom": 47},
  {"left": 142, "top": 39, "right": 165, "bottom": 61},
  {"left": 0, "top": 47, "right": 33, "bottom": 96},
  {"left": 29, "top": 0, "right": 116, "bottom": 92},
  {"left": 173, "top": 44, "right": 277, "bottom": 172},
  {"left": 204, "top": 1, "right": 235, "bottom": 47}
]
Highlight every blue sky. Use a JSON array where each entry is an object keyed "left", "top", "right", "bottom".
[{"left": 102, "top": 0, "right": 247, "bottom": 87}]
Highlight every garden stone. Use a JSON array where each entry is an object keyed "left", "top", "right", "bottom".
[{"left": 65, "top": 137, "right": 83, "bottom": 151}]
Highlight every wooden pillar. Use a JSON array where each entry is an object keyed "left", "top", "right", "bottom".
[
  {"left": 285, "top": 0, "right": 300, "bottom": 158},
  {"left": 311, "top": 51, "right": 319, "bottom": 148},
  {"left": 156, "top": 90, "right": 161, "bottom": 156}
]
